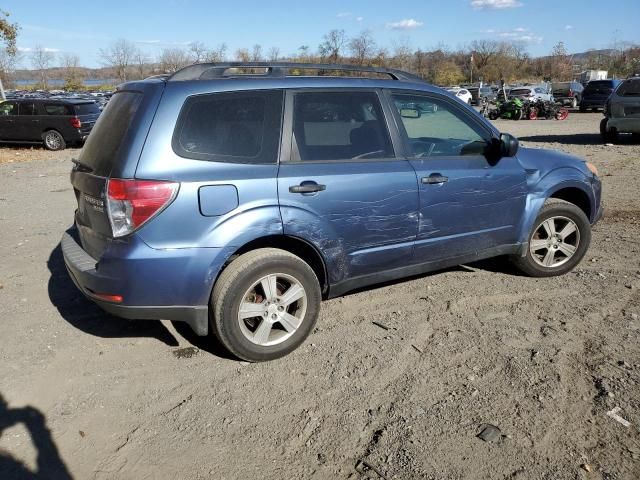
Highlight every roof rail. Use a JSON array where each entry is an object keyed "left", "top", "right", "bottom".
[{"left": 167, "top": 62, "right": 426, "bottom": 83}]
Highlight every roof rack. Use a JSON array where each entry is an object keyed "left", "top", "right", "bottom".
[{"left": 167, "top": 62, "right": 426, "bottom": 83}]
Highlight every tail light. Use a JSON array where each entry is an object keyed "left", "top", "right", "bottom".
[
  {"left": 107, "top": 179, "right": 179, "bottom": 237},
  {"left": 568, "top": 89, "right": 574, "bottom": 97},
  {"left": 70, "top": 117, "right": 82, "bottom": 128}
]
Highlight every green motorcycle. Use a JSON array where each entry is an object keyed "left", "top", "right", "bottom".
[{"left": 488, "top": 97, "right": 525, "bottom": 121}]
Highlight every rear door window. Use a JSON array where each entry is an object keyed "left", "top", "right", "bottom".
[
  {"left": 19, "top": 103, "right": 37, "bottom": 115},
  {"left": 173, "top": 90, "right": 283, "bottom": 164},
  {"left": 617, "top": 80, "right": 640, "bottom": 96},
  {"left": 291, "top": 91, "right": 394, "bottom": 161},
  {"left": 0, "top": 101, "right": 18, "bottom": 115}
]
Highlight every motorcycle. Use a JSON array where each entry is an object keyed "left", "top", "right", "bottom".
[
  {"left": 488, "top": 97, "right": 525, "bottom": 120},
  {"left": 527, "top": 99, "right": 569, "bottom": 121}
]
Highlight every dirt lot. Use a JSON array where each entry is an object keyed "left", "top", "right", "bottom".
[{"left": 1, "top": 112, "right": 639, "bottom": 479}]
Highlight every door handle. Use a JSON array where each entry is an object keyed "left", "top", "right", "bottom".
[
  {"left": 289, "top": 182, "right": 326, "bottom": 194},
  {"left": 422, "top": 174, "right": 449, "bottom": 185}
]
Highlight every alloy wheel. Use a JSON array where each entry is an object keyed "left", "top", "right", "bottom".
[{"left": 529, "top": 216, "right": 580, "bottom": 268}]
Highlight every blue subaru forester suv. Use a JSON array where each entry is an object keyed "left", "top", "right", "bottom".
[{"left": 62, "top": 63, "right": 602, "bottom": 361}]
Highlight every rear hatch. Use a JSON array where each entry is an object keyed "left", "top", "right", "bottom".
[
  {"left": 71, "top": 81, "right": 165, "bottom": 259},
  {"left": 551, "top": 82, "right": 570, "bottom": 97},
  {"left": 583, "top": 81, "right": 615, "bottom": 101},
  {"left": 72, "top": 101, "right": 101, "bottom": 135}
]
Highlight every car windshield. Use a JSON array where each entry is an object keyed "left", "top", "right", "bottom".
[{"left": 510, "top": 89, "right": 531, "bottom": 96}]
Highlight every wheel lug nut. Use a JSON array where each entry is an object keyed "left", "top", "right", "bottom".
[{"left": 272, "top": 314, "right": 277, "bottom": 319}]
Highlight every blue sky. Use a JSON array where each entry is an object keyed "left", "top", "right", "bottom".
[{"left": 6, "top": 0, "right": 640, "bottom": 68}]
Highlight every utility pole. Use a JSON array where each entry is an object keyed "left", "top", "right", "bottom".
[{"left": 0, "top": 78, "right": 5, "bottom": 101}]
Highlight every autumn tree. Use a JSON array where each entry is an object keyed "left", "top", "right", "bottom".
[
  {"left": 268, "top": 47, "right": 280, "bottom": 61},
  {"left": 251, "top": 44, "right": 263, "bottom": 61},
  {"left": 158, "top": 48, "right": 191, "bottom": 72},
  {"left": 548, "top": 41, "right": 572, "bottom": 80},
  {"left": 0, "top": 10, "right": 18, "bottom": 56},
  {"left": 31, "top": 45, "right": 55, "bottom": 89},
  {"left": 349, "top": 30, "right": 377, "bottom": 65},
  {"left": 205, "top": 43, "right": 227, "bottom": 62},
  {"left": 133, "top": 50, "right": 150, "bottom": 79},
  {"left": 235, "top": 48, "right": 250, "bottom": 62},
  {"left": 189, "top": 41, "right": 207, "bottom": 63},
  {"left": 100, "top": 39, "right": 138, "bottom": 82}
]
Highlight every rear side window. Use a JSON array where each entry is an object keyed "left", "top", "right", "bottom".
[
  {"left": 617, "top": 79, "right": 640, "bottom": 97},
  {"left": 78, "top": 91, "right": 143, "bottom": 176},
  {"left": 291, "top": 91, "right": 393, "bottom": 161},
  {"left": 173, "top": 90, "right": 283, "bottom": 164},
  {"left": 74, "top": 103, "right": 100, "bottom": 115},
  {"left": 19, "top": 103, "right": 37, "bottom": 115},
  {"left": 44, "top": 104, "right": 73, "bottom": 115},
  {"left": 0, "top": 101, "right": 18, "bottom": 115}
]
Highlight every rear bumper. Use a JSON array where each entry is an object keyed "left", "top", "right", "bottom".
[
  {"left": 607, "top": 117, "right": 640, "bottom": 134},
  {"left": 61, "top": 227, "right": 225, "bottom": 336}
]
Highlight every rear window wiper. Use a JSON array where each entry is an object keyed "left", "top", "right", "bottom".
[{"left": 71, "top": 158, "right": 93, "bottom": 173}]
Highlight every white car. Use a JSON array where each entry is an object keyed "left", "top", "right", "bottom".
[
  {"left": 445, "top": 87, "right": 473, "bottom": 104},
  {"left": 508, "top": 86, "right": 554, "bottom": 102}
]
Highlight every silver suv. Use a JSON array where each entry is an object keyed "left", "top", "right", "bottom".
[{"left": 601, "top": 77, "right": 640, "bottom": 143}]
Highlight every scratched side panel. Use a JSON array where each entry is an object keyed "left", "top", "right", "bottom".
[{"left": 278, "top": 160, "right": 419, "bottom": 284}]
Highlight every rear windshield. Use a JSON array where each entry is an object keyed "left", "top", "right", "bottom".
[
  {"left": 510, "top": 89, "right": 531, "bottom": 96},
  {"left": 552, "top": 82, "right": 570, "bottom": 91},
  {"left": 73, "top": 102, "right": 100, "bottom": 115},
  {"left": 585, "top": 81, "right": 614, "bottom": 92},
  {"left": 617, "top": 79, "right": 640, "bottom": 96},
  {"left": 78, "top": 91, "right": 142, "bottom": 176}
]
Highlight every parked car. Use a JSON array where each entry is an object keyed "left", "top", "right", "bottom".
[
  {"left": 468, "top": 86, "right": 497, "bottom": 105},
  {"left": 551, "top": 81, "right": 584, "bottom": 108},
  {"left": 600, "top": 76, "right": 640, "bottom": 142},
  {"left": 445, "top": 87, "right": 473, "bottom": 104},
  {"left": 61, "top": 62, "right": 602, "bottom": 362},
  {"left": 508, "top": 86, "right": 553, "bottom": 102},
  {"left": 0, "top": 98, "right": 100, "bottom": 150},
  {"left": 580, "top": 79, "right": 623, "bottom": 112}
]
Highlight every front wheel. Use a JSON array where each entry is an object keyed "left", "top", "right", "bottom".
[
  {"left": 528, "top": 108, "right": 538, "bottom": 120},
  {"left": 555, "top": 108, "right": 569, "bottom": 121},
  {"left": 211, "top": 248, "right": 321, "bottom": 362},
  {"left": 42, "top": 130, "right": 66, "bottom": 151},
  {"left": 571, "top": 97, "right": 578, "bottom": 108},
  {"left": 510, "top": 199, "right": 591, "bottom": 277}
]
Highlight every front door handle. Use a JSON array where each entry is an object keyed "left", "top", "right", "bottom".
[
  {"left": 421, "top": 174, "right": 449, "bottom": 185},
  {"left": 289, "top": 182, "right": 326, "bottom": 194}
]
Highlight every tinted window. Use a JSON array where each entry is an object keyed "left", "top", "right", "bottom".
[
  {"left": 73, "top": 103, "right": 100, "bottom": 115},
  {"left": 44, "top": 104, "right": 73, "bottom": 115},
  {"left": 78, "top": 91, "right": 142, "bottom": 176},
  {"left": 292, "top": 91, "right": 393, "bottom": 161},
  {"left": 393, "top": 94, "right": 488, "bottom": 158},
  {"left": 0, "top": 101, "right": 18, "bottom": 116},
  {"left": 510, "top": 89, "right": 531, "bottom": 96},
  {"left": 19, "top": 103, "right": 37, "bottom": 115},
  {"left": 617, "top": 79, "right": 640, "bottom": 96},
  {"left": 585, "top": 81, "right": 615, "bottom": 93},
  {"left": 174, "top": 90, "right": 283, "bottom": 164}
]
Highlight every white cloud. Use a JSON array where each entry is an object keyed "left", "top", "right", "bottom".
[
  {"left": 135, "top": 39, "right": 191, "bottom": 47},
  {"left": 565, "top": 24, "right": 574, "bottom": 30},
  {"left": 337, "top": 12, "right": 352, "bottom": 18},
  {"left": 482, "top": 27, "right": 542, "bottom": 43},
  {"left": 356, "top": 16, "right": 364, "bottom": 22},
  {"left": 18, "top": 46, "right": 60, "bottom": 53},
  {"left": 471, "top": 0, "right": 523, "bottom": 9},
  {"left": 386, "top": 18, "right": 424, "bottom": 30}
]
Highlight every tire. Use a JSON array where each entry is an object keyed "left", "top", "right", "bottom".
[
  {"left": 555, "top": 108, "right": 569, "bottom": 121},
  {"left": 211, "top": 248, "right": 321, "bottom": 362},
  {"left": 528, "top": 108, "right": 538, "bottom": 120},
  {"left": 579, "top": 105, "right": 587, "bottom": 112},
  {"left": 571, "top": 97, "right": 578, "bottom": 109},
  {"left": 513, "top": 108, "right": 523, "bottom": 120},
  {"left": 510, "top": 199, "right": 591, "bottom": 277},
  {"left": 489, "top": 110, "right": 499, "bottom": 120},
  {"left": 42, "top": 130, "right": 66, "bottom": 151},
  {"left": 600, "top": 118, "right": 618, "bottom": 143}
]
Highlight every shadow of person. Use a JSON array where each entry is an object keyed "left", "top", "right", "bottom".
[
  {"left": 0, "top": 394, "right": 72, "bottom": 480},
  {"left": 46, "top": 243, "right": 179, "bottom": 347}
]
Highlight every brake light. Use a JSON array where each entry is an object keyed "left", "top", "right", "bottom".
[
  {"left": 107, "top": 179, "right": 179, "bottom": 237},
  {"left": 70, "top": 117, "right": 82, "bottom": 128},
  {"left": 568, "top": 89, "right": 574, "bottom": 97}
]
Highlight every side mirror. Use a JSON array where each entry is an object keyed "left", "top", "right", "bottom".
[{"left": 500, "top": 133, "right": 519, "bottom": 157}]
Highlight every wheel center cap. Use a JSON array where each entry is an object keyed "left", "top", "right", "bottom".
[{"left": 267, "top": 304, "right": 278, "bottom": 315}]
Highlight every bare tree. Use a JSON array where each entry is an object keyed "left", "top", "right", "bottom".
[
  {"left": 31, "top": 45, "right": 54, "bottom": 88},
  {"left": 235, "top": 48, "right": 250, "bottom": 62},
  {"left": 133, "top": 50, "right": 151, "bottom": 79},
  {"left": 251, "top": 44, "right": 263, "bottom": 61},
  {"left": 60, "top": 52, "right": 84, "bottom": 90},
  {"left": 158, "top": 48, "right": 191, "bottom": 73},
  {"left": 267, "top": 47, "right": 280, "bottom": 61},
  {"left": 318, "top": 29, "right": 346, "bottom": 62},
  {"left": 205, "top": 43, "right": 227, "bottom": 62},
  {"left": 349, "top": 30, "right": 377, "bottom": 65},
  {"left": 189, "top": 41, "right": 207, "bottom": 63},
  {"left": 0, "top": 49, "right": 19, "bottom": 86},
  {"left": 99, "top": 38, "right": 138, "bottom": 82}
]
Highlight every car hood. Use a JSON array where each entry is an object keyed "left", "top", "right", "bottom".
[{"left": 516, "top": 146, "right": 590, "bottom": 178}]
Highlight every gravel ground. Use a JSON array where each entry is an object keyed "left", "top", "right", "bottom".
[{"left": 1, "top": 112, "right": 639, "bottom": 480}]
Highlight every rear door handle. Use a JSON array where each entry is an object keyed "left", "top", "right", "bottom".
[
  {"left": 289, "top": 182, "right": 326, "bottom": 194},
  {"left": 421, "top": 174, "right": 449, "bottom": 185}
]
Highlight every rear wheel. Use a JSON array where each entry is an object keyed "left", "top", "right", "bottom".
[
  {"left": 528, "top": 108, "right": 538, "bottom": 120},
  {"left": 555, "top": 108, "right": 569, "bottom": 120},
  {"left": 571, "top": 97, "right": 578, "bottom": 109},
  {"left": 510, "top": 199, "right": 591, "bottom": 277},
  {"left": 579, "top": 105, "right": 587, "bottom": 112},
  {"left": 600, "top": 118, "right": 618, "bottom": 143},
  {"left": 42, "top": 130, "right": 66, "bottom": 151},
  {"left": 211, "top": 248, "right": 321, "bottom": 362}
]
